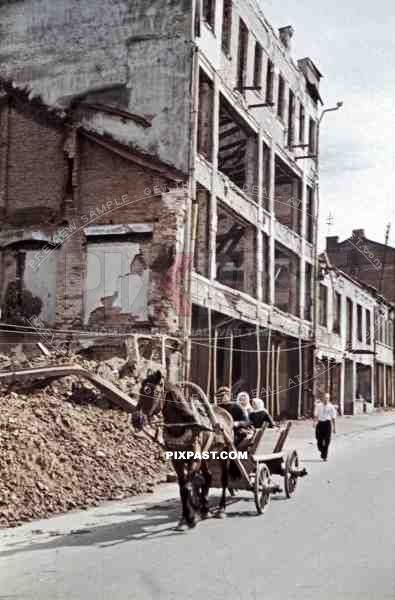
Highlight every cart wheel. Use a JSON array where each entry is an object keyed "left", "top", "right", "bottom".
[
  {"left": 254, "top": 463, "right": 271, "bottom": 515},
  {"left": 284, "top": 450, "right": 299, "bottom": 498}
]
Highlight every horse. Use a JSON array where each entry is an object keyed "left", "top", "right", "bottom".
[{"left": 131, "top": 370, "right": 234, "bottom": 530}]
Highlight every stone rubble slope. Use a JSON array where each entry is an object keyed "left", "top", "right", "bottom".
[{"left": 0, "top": 351, "right": 167, "bottom": 528}]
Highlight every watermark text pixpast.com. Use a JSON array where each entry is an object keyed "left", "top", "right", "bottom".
[{"left": 165, "top": 450, "right": 247, "bottom": 460}]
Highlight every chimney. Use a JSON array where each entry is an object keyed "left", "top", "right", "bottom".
[
  {"left": 279, "top": 26, "right": 294, "bottom": 51},
  {"left": 352, "top": 229, "right": 365, "bottom": 239},
  {"left": 326, "top": 236, "right": 339, "bottom": 251}
]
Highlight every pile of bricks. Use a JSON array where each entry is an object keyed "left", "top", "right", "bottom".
[{"left": 0, "top": 354, "right": 167, "bottom": 528}]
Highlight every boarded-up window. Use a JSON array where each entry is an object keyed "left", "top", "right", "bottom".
[
  {"left": 84, "top": 232, "right": 151, "bottom": 326},
  {"left": 221, "top": 0, "right": 232, "bottom": 54},
  {"left": 0, "top": 242, "right": 58, "bottom": 325}
]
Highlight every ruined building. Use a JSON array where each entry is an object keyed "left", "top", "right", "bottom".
[
  {"left": 0, "top": 0, "right": 324, "bottom": 415},
  {"left": 315, "top": 256, "right": 393, "bottom": 413}
]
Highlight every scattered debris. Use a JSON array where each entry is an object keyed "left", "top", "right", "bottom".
[{"left": 0, "top": 351, "right": 169, "bottom": 528}]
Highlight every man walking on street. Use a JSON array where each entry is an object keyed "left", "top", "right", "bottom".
[{"left": 314, "top": 392, "right": 337, "bottom": 461}]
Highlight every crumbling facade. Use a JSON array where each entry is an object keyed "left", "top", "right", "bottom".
[
  {"left": 315, "top": 260, "right": 394, "bottom": 414},
  {"left": 0, "top": 1, "right": 328, "bottom": 415}
]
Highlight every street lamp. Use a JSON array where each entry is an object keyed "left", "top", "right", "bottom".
[{"left": 311, "top": 101, "right": 343, "bottom": 414}]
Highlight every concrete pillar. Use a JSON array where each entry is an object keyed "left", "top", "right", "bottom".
[
  {"left": 209, "top": 73, "right": 220, "bottom": 282},
  {"left": 256, "top": 129, "right": 264, "bottom": 303},
  {"left": 268, "top": 141, "right": 276, "bottom": 308},
  {"left": 339, "top": 359, "right": 345, "bottom": 415},
  {"left": 352, "top": 360, "right": 357, "bottom": 414}
]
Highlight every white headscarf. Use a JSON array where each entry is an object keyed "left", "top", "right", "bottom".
[
  {"left": 236, "top": 392, "right": 252, "bottom": 418},
  {"left": 251, "top": 398, "right": 265, "bottom": 412}
]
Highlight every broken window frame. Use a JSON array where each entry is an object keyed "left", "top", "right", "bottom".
[
  {"left": 304, "top": 262, "right": 313, "bottom": 321},
  {"left": 274, "top": 155, "right": 303, "bottom": 235},
  {"left": 299, "top": 103, "right": 306, "bottom": 144},
  {"left": 346, "top": 298, "right": 353, "bottom": 348},
  {"left": 193, "top": 188, "right": 211, "bottom": 278},
  {"left": 287, "top": 89, "right": 295, "bottom": 147},
  {"left": 333, "top": 291, "right": 342, "bottom": 334},
  {"left": 277, "top": 74, "right": 286, "bottom": 121},
  {"left": 253, "top": 41, "right": 263, "bottom": 89},
  {"left": 265, "top": 59, "right": 274, "bottom": 104},
  {"left": 366, "top": 308, "right": 372, "bottom": 344},
  {"left": 221, "top": 0, "right": 232, "bottom": 55},
  {"left": 274, "top": 242, "right": 300, "bottom": 317},
  {"left": 306, "top": 185, "right": 315, "bottom": 244},
  {"left": 237, "top": 18, "right": 249, "bottom": 92},
  {"left": 218, "top": 94, "right": 259, "bottom": 200},
  {"left": 356, "top": 304, "right": 363, "bottom": 342},
  {"left": 262, "top": 232, "right": 270, "bottom": 305},
  {"left": 319, "top": 284, "right": 328, "bottom": 327},
  {"left": 216, "top": 201, "right": 257, "bottom": 297},
  {"left": 202, "top": 0, "right": 216, "bottom": 29},
  {"left": 309, "top": 117, "right": 317, "bottom": 154},
  {"left": 197, "top": 69, "right": 214, "bottom": 162}
]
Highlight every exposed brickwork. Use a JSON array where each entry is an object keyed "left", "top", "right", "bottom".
[
  {"left": 0, "top": 100, "right": 188, "bottom": 338},
  {"left": 2, "top": 102, "right": 67, "bottom": 225}
]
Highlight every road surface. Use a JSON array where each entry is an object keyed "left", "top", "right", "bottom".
[{"left": 1, "top": 421, "right": 394, "bottom": 600}]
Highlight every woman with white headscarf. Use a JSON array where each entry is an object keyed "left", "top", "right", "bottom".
[
  {"left": 250, "top": 397, "right": 276, "bottom": 428},
  {"left": 236, "top": 392, "right": 252, "bottom": 423}
]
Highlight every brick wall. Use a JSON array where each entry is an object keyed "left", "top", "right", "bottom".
[{"left": 0, "top": 101, "right": 188, "bottom": 337}]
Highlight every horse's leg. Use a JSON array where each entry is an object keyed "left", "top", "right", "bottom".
[
  {"left": 216, "top": 458, "right": 229, "bottom": 518},
  {"left": 199, "top": 460, "right": 212, "bottom": 519},
  {"left": 173, "top": 459, "right": 192, "bottom": 531}
]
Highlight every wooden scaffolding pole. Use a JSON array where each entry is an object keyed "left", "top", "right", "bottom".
[
  {"left": 276, "top": 343, "right": 281, "bottom": 417},
  {"left": 213, "top": 328, "right": 218, "bottom": 403},
  {"left": 206, "top": 308, "right": 212, "bottom": 398},
  {"left": 229, "top": 330, "right": 234, "bottom": 394},
  {"left": 256, "top": 323, "right": 261, "bottom": 398},
  {"left": 266, "top": 328, "right": 272, "bottom": 413},
  {"left": 297, "top": 337, "right": 303, "bottom": 418}
]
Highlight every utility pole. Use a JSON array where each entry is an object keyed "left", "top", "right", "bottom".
[{"left": 311, "top": 101, "right": 343, "bottom": 414}]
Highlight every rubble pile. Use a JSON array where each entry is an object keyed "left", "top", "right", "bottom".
[{"left": 0, "top": 352, "right": 168, "bottom": 528}]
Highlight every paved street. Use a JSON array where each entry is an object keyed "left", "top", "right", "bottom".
[{"left": 1, "top": 414, "right": 395, "bottom": 600}]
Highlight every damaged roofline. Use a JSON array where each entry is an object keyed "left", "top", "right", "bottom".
[{"left": 0, "top": 76, "right": 187, "bottom": 183}]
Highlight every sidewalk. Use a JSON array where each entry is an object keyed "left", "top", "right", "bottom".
[
  {"left": 288, "top": 409, "right": 395, "bottom": 447},
  {"left": 1, "top": 410, "right": 394, "bottom": 545}
]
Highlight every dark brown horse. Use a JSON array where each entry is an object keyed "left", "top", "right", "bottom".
[{"left": 132, "top": 370, "right": 234, "bottom": 530}]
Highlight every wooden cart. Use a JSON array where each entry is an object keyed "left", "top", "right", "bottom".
[
  {"left": 208, "top": 421, "right": 308, "bottom": 515},
  {"left": 181, "top": 382, "right": 308, "bottom": 515}
]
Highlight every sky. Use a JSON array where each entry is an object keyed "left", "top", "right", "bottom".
[{"left": 261, "top": 0, "right": 395, "bottom": 250}]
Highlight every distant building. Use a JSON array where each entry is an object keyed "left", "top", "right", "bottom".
[
  {"left": 326, "top": 229, "right": 395, "bottom": 303},
  {"left": 316, "top": 254, "right": 394, "bottom": 413}
]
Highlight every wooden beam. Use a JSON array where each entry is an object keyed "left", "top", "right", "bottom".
[{"left": 0, "top": 365, "right": 138, "bottom": 411}]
